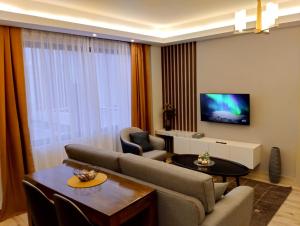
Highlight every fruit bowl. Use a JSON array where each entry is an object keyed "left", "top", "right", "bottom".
[{"left": 73, "top": 169, "right": 97, "bottom": 182}]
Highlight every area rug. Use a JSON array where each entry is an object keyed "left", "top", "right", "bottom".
[{"left": 220, "top": 177, "right": 292, "bottom": 226}]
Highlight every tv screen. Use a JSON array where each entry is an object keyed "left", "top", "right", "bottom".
[{"left": 200, "top": 93, "right": 250, "bottom": 125}]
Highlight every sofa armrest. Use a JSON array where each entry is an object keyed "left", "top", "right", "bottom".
[
  {"left": 64, "top": 144, "right": 121, "bottom": 172},
  {"left": 155, "top": 187, "right": 205, "bottom": 226},
  {"left": 149, "top": 135, "right": 165, "bottom": 150},
  {"left": 120, "top": 138, "right": 143, "bottom": 155},
  {"left": 201, "top": 186, "right": 254, "bottom": 226}
]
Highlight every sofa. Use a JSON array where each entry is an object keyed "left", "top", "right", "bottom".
[{"left": 64, "top": 144, "right": 254, "bottom": 226}]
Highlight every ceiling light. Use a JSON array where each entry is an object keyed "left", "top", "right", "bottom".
[
  {"left": 264, "top": 2, "right": 279, "bottom": 29},
  {"left": 92, "top": 33, "right": 97, "bottom": 37},
  {"left": 130, "top": 39, "right": 135, "bottom": 42},
  {"left": 235, "top": 0, "right": 279, "bottom": 34},
  {"left": 235, "top": 10, "right": 247, "bottom": 32}
]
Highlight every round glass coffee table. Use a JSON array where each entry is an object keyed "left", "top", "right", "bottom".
[{"left": 171, "top": 154, "right": 249, "bottom": 186}]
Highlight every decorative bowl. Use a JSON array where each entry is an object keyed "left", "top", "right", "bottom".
[
  {"left": 73, "top": 169, "right": 97, "bottom": 182},
  {"left": 194, "top": 160, "right": 215, "bottom": 167},
  {"left": 197, "top": 152, "right": 213, "bottom": 166}
]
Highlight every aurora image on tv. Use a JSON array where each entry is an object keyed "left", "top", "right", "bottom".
[{"left": 200, "top": 93, "right": 250, "bottom": 125}]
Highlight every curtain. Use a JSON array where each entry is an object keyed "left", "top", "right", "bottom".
[
  {"left": 0, "top": 26, "right": 35, "bottom": 221},
  {"left": 22, "top": 30, "right": 131, "bottom": 170},
  {"left": 162, "top": 42, "right": 197, "bottom": 131},
  {"left": 131, "top": 43, "right": 152, "bottom": 133}
]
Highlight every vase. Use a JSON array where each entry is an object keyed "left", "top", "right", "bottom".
[
  {"left": 165, "top": 119, "right": 172, "bottom": 131},
  {"left": 269, "top": 147, "right": 281, "bottom": 183}
]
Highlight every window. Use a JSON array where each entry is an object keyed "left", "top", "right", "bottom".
[{"left": 23, "top": 30, "right": 131, "bottom": 170}]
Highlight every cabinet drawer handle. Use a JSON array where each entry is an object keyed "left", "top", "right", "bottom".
[{"left": 216, "top": 141, "right": 227, "bottom": 144}]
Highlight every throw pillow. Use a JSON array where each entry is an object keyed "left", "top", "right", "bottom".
[
  {"left": 130, "top": 132, "right": 154, "bottom": 152},
  {"left": 214, "top": 182, "right": 228, "bottom": 202}
]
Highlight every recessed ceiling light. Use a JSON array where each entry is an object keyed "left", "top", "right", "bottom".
[
  {"left": 131, "top": 39, "right": 135, "bottom": 42},
  {"left": 92, "top": 33, "right": 97, "bottom": 37}
]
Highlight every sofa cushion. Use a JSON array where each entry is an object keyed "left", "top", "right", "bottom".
[
  {"left": 119, "top": 153, "right": 215, "bottom": 213},
  {"left": 130, "top": 132, "right": 153, "bottom": 152},
  {"left": 65, "top": 144, "right": 121, "bottom": 172},
  {"left": 214, "top": 182, "right": 228, "bottom": 201}
]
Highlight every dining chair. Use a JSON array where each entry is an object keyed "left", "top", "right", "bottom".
[
  {"left": 53, "top": 193, "right": 94, "bottom": 226},
  {"left": 22, "top": 180, "right": 58, "bottom": 226}
]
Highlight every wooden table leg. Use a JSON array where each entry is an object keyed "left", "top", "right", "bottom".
[
  {"left": 27, "top": 211, "right": 34, "bottom": 226},
  {"left": 108, "top": 217, "right": 120, "bottom": 226},
  {"left": 236, "top": 177, "right": 240, "bottom": 186},
  {"left": 222, "top": 176, "right": 227, "bottom": 182},
  {"left": 142, "top": 200, "right": 157, "bottom": 226}
]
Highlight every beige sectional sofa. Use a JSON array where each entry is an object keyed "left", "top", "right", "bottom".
[{"left": 64, "top": 144, "right": 254, "bottom": 226}]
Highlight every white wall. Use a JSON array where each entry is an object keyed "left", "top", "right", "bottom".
[
  {"left": 150, "top": 46, "right": 163, "bottom": 132},
  {"left": 197, "top": 26, "right": 300, "bottom": 180}
]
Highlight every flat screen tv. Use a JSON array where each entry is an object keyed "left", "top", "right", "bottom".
[{"left": 200, "top": 93, "right": 250, "bottom": 125}]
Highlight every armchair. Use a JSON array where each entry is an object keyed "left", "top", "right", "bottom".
[{"left": 120, "top": 127, "right": 167, "bottom": 161}]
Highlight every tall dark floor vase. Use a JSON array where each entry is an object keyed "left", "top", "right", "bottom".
[{"left": 269, "top": 147, "right": 281, "bottom": 183}]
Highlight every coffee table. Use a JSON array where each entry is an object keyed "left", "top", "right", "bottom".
[{"left": 171, "top": 154, "right": 249, "bottom": 186}]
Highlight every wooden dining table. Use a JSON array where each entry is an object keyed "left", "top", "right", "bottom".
[{"left": 24, "top": 163, "right": 157, "bottom": 226}]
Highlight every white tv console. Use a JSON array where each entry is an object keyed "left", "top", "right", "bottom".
[{"left": 156, "top": 129, "right": 261, "bottom": 169}]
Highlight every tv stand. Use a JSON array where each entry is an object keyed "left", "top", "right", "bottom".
[{"left": 156, "top": 129, "right": 261, "bottom": 169}]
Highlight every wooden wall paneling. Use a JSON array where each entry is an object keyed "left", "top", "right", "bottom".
[{"left": 161, "top": 42, "right": 197, "bottom": 132}]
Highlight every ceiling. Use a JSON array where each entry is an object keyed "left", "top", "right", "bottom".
[
  {"left": 0, "top": 0, "right": 300, "bottom": 44},
  {"left": 34, "top": 0, "right": 257, "bottom": 26}
]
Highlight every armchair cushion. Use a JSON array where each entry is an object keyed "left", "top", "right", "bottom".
[{"left": 130, "top": 132, "right": 154, "bottom": 152}]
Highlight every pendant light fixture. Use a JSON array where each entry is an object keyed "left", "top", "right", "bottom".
[{"left": 235, "top": 0, "right": 279, "bottom": 34}]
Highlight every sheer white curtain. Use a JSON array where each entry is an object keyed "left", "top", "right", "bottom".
[{"left": 22, "top": 30, "right": 131, "bottom": 170}]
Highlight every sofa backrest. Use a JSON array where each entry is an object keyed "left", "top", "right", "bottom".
[
  {"left": 73, "top": 161, "right": 206, "bottom": 226},
  {"left": 64, "top": 144, "right": 121, "bottom": 172},
  {"left": 119, "top": 153, "right": 215, "bottom": 213}
]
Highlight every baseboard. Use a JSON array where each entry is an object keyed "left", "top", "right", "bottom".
[{"left": 246, "top": 170, "right": 299, "bottom": 188}]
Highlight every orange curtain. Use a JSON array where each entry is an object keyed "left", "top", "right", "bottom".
[
  {"left": 0, "top": 26, "right": 35, "bottom": 221},
  {"left": 131, "top": 43, "right": 152, "bottom": 133}
]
